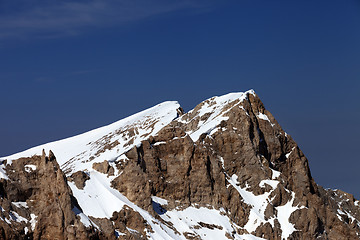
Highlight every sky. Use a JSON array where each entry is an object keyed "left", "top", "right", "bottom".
[{"left": 1, "top": 0, "right": 359, "bottom": 198}]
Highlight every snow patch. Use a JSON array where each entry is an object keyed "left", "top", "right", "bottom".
[
  {"left": 219, "top": 157, "right": 225, "bottom": 169},
  {"left": 285, "top": 147, "right": 296, "bottom": 159},
  {"left": 30, "top": 214, "right": 37, "bottom": 231},
  {"left": 115, "top": 229, "right": 126, "bottom": 237},
  {"left": 153, "top": 141, "right": 167, "bottom": 146},
  {"left": 276, "top": 192, "right": 304, "bottom": 240},
  {"left": 239, "top": 106, "right": 249, "bottom": 116},
  {"left": 72, "top": 206, "right": 99, "bottom": 229},
  {"left": 257, "top": 113, "right": 275, "bottom": 127},
  {"left": 24, "top": 164, "right": 36, "bottom": 173},
  {"left": 126, "top": 227, "right": 139, "bottom": 234},
  {"left": 10, "top": 211, "right": 28, "bottom": 223},
  {"left": 0, "top": 162, "right": 8, "bottom": 180},
  {"left": 337, "top": 209, "right": 356, "bottom": 224},
  {"left": 12, "top": 202, "right": 28, "bottom": 208},
  {"left": 271, "top": 169, "right": 281, "bottom": 179},
  {"left": 151, "top": 196, "right": 168, "bottom": 205}
]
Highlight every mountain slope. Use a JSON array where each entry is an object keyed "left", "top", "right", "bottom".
[{"left": 0, "top": 90, "right": 359, "bottom": 240}]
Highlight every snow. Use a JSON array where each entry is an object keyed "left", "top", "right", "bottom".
[
  {"left": 71, "top": 170, "right": 267, "bottom": 240},
  {"left": 24, "top": 164, "right": 36, "bottom": 173},
  {"left": 285, "top": 147, "right": 295, "bottom": 159},
  {"left": 179, "top": 90, "right": 255, "bottom": 142},
  {"left": 10, "top": 211, "right": 28, "bottom": 223},
  {"left": 159, "top": 206, "right": 265, "bottom": 240},
  {"left": 0, "top": 162, "right": 8, "bottom": 180},
  {"left": 337, "top": 209, "right": 357, "bottom": 224},
  {"left": 257, "top": 113, "right": 269, "bottom": 121},
  {"left": 219, "top": 157, "right": 225, "bottom": 169},
  {"left": 69, "top": 171, "right": 186, "bottom": 239},
  {"left": 276, "top": 192, "right": 303, "bottom": 240},
  {"left": 271, "top": 169, "right": 281, "bottom": 179},
  {"left": 238, "top": 235, "right": 265, "bottom": 240},
  {"left": 115, "top": 229, "right": 126, "bottom": 237},
  {"left": 225, "top": 172, "right": 302, "bottom": 239},
  {"left": 30, "top": 213, "right": 37, "bottom": 231},
  {"left": 239, "top": 106, "right": 249, "bottom": 116},
  {"left": 227, "top": 174, "right": 278, "bottom": 233},
  {"left": 355, "top": 200, "right": 359, "bottom": 207},
  {"left": 153, "top": 141, "right": 167, "bottom": 146},
  {"left": 127, "top": 227, "right": 139, "bottom": 234},
  {"left": 72, "top": 206, "right": 99, "bottom": 229},
  {"left": 151, "top": 196, "right": 168, "bottom": 205},
  {"left": 257, "top": 112, "right": 274, "bottom": 127},
  {"left": 1, "top": 101, "right": 180, "bottom": 175},
  {"left": 24, "top": 227, "right": 28, "bottom": 234},
  {"left": 69, "top": 171, "right": 126, "bottom": 218},
  {"left": 12, "top": 202, "right": 28, "bottom": 208}
]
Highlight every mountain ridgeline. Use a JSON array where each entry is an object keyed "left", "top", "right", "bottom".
[{"left": 0, "top": 90, "right": 359, "bottom": 240}]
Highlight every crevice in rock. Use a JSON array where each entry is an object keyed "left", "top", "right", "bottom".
[
  {"left": 136, "top": 144, "right": 146, "bottom": 173},
  {"left": 0, "top": 182, "right": 7, "bottom": 198},
  {"left": 257, "top": 127, "right": 271, "bottom": 162},
  {"left": 186, "top": 147, "right": 195, "bottom": 177},
  {"left": 248, "top": 120, "right": 255, "bottom": 146},
  {"left": 206, "top": 156, "right": 214, "bottom": 192}
]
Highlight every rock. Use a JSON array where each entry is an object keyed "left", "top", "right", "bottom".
[
  {"left": 0, "top": 151, "right": 100, "bottom": 239},
  {"left": 68, "top": 171, "right": 90, "bottom": 189},
  {"left": 92, "top": 161, "right": 114, "bottom": 176}
]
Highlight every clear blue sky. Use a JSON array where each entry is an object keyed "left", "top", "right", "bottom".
[{"left": 1, "top": 0, "right": 359, "bottom": 197}]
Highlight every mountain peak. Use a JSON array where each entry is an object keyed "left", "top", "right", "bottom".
[{"left": 0, "top": 90, "right": 359, "bottom": 239}]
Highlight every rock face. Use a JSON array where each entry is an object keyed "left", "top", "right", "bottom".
[
  {"left": 0, "top": 90, "right": 359, "bottom": 239},
  {"left": 0, "top": 150, "right": 100, "bottom": 239}
]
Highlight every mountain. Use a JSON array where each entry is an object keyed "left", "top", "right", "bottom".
[{"left": 0, "top": 90, "right": 359, "bottom": 240}]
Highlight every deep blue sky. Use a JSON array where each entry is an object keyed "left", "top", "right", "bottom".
[{"left": 1, "top": 0, "right": 359, "bottom": 198}]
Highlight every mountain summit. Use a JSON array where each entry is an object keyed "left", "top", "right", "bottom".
[{"left": 1, "top": 90, "right": 359, "bottom": 239}]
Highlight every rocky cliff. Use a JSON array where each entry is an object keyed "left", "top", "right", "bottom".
[{"left": 1, "top": 90, "right": 359, "bottom": 239}]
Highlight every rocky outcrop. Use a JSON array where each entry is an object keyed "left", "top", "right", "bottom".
[
  {"left": 68, "top": 171, "right": 90, "bottom": 190},
  {"left": 0, "top": 151, "right": 100, "bottom": 240},
  {"left": 1, "top": 91, "right": 359, "bottom": 239},
  {"left": 92, "top": 161, "right": 114, "bottom": 176}
]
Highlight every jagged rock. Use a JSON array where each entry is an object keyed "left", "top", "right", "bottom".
[{"left": 0, "top": 151, "right": 100, "bottom": 240}]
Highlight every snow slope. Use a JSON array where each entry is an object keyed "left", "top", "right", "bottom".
[{"left": 1, "top": 101, "right": 180, "bottom": 174}]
